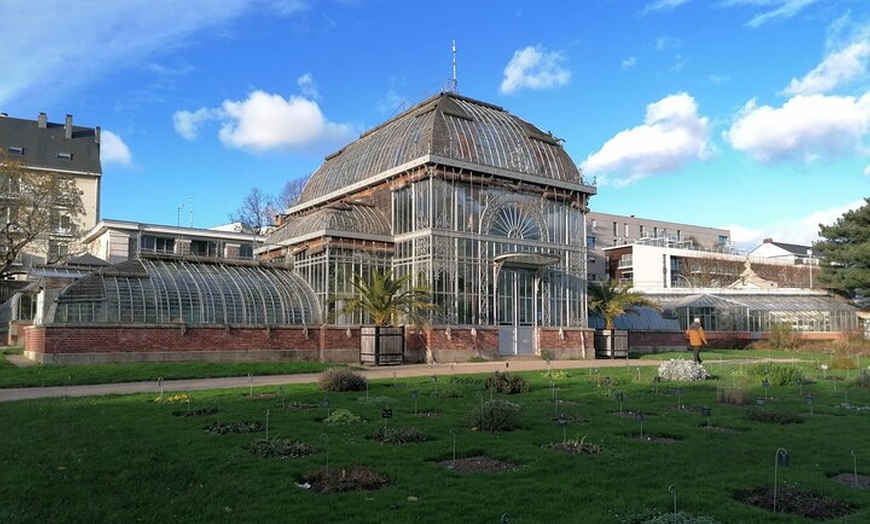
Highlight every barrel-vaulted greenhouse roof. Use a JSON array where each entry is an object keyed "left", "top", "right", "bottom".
[
  {"left": 651, "top": 293, "right": 859, "bottom": 313},
  {"left": 49, "top": 258, "right": 321, "bottom": 326},
  {"left": 294, "top": 92, "right": 585, "bottom": 207}
]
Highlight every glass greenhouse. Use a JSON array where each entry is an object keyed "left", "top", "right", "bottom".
[{"left": 262, "top": 92, "right": 597, "bottom": 354}]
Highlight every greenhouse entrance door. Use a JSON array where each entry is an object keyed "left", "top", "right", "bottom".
[{"left": 496, "top": 268, "right": 536, "bottom": 356}]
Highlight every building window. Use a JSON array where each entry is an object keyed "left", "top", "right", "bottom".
[
  {"left": 612, "top": 221, "right": 618, "bottom": 236},
  {"left": 141, "top": 235, "right": 175, "bottom": 254},
  {"left": 653, "top": 226, "right": 658, "bottom": 238},
  {"left": 56, "top": 152, "right": 73, "bottom": 160},
  {"left": 190, "top": 240, "right": 218, "bottom": 257},
  {"left": 718, "top": 235, "right": 729, "bottom": 244},
  {"left": 6, "top": 146, "right": 24, "bottom": 155},
  {"left": 639, "top": 224, "right": 645, "bottom": 237},
  {"left": 586, "top": 236, "right": 596, "bottom": 250},
  {"left": 624, "top": 223, "right": 629, "bottom": 237},
  {"left": 239, "top": 244, "right": 254, "bottom": 259},
  {"left": 676, "top": 229, "right": 682, "bottom": 241}
]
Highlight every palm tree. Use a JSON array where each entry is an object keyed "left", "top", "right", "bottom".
[
  {"left": 587, "top": 280, "right": 660, "bottom": 329},
  {"left": 337, "top": 269, "right": 434, "bottom": 327}
]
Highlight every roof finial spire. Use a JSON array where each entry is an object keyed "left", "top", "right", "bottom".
[{"left": 451, "top": 40, "right": 458, "bottom": 93}]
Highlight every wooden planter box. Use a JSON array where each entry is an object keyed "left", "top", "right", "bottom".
[{"left": 360, "top": 326, "right": 405, "bottom": 365}]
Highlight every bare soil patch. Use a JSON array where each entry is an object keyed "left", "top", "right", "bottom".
[
  {"left": 299, "top": 466, "right": 389, "bottom": 494},
  {"left": 830, "top": 473, "right": 870, "bottom": 489},
  {"left": 438, "top": 456, "right": 516, "bottom": 474},
  {"left": 736, "top": 486, "right": 856, "bottom": 520}
]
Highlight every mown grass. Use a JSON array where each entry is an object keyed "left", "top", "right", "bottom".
[
  {"left": 1, "top": 360, "right": 869, "bottom": 523},
  {"left": 0, "top": 359, "right": 336, "bottom": 388}
]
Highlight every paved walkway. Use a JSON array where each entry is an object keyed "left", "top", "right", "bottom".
[{"left": 0, "top": 357, "right": 661, "bottom": 403}]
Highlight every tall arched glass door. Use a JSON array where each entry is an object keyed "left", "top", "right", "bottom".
[{"left": 496, "top": 267, "right": 536, "bottom": 356}]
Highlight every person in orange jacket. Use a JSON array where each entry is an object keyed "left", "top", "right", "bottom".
[{"left": 685, "top": 317, "right": 707, "bottom": 364}]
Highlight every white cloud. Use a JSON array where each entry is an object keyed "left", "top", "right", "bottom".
[
  {"left": 218, "top": 91, "right": 352, "bottom": 152},
  {"left": 727, "top": 199, "right": 865, "bottom": 251},
  {"left": 172, "top": 107, "right": 219, "bottom": 140},
  {"left": 724, "top": 94, "right": 870, "bottom": 162},
  {"left": 784, "top": 40, "right": 870, "bottom": 96},
  {"left": 297, "top": 73, "right": 319, "bottom": 100},
  {"left": 500, "top": 46, "right": 571, "bottom": 94},
  {"left": 0, "top": 0, "right": 307, "bottom": 106},
  {"left": 642, "top": 0, "right": 692, "bottom": 15},
  {"left": 864, "top": 165, "right": 870, "bottom": 176},
  {"left": 581, "top": 93, "right": 712, "bottom": 185},
  {"left": 100, "top": 130, "right": 133, "bottom": 166},
  {"left": 719, "top": 0, "right": 821, "bottom": 29},
  {"left": 622, "top": 57, "right": 637, "bottom": 70}
]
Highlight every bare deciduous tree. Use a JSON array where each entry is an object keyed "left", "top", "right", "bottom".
[
  {"left": 0, "top": 151, "right": 85, "bottom": 276},
  {"left": 276, "top": 176, "right": 308, "bottom": 211},
  {"left": 228, "top": 187, "right": 277, "bottom": 234}
]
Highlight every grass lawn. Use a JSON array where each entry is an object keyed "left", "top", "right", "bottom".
[
  {"left": 1, "top": 358, "right": 869, "bottom": 523},
  {"left": 0, "top": 352, "right": 336, "bottom": 388}
]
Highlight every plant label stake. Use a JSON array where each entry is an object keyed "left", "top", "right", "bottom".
[
  {"left": 636, "top": 411, "right": 645, "bottom": 440},
  {"left": 805, "top": 394, "right": 814, "bottom": 415},
  {"left": 279, "top": 386, "right": 285, "bottom": 409},
  {"left": 774, "top": 447, "right": 789, "bottom": 513},
  {"left": 554, "top": 386, "right": 560, "bottom": 416},
  {"left": 616, "top": 392, "right": 625, "bottom": 416},
  {"left": 431, "top": 375, "right": 438, "bottom": 393},
  {"left": 157, "top": 377, "right": 164, "bottom": 403},
  {"left": 248, "top": 373, "right": 254, "bottom": 397},
  {"left": 756, "top": 397, "right": 766, "bottom": 410},
  {"left": 557, "top": 414, "right": 568, "bottom": 443},
  {"left": 321, "top": 397, "right": 330, "bottom": 419},
  {"left": 675, "top": 388, "right": 683, "bottom": 410},
  {"left": 701, "top": 406, "right": 711, "bottom": 428},
  {"left": 636, "top": 367, "right": 641, "bottom": 381},
  {"left": 668, "top": 484, "right": 677, "bottom": 515},
  {"left": 382, "top": 406, "right": 392, "bottom": 430},
  {"left": 366, "top": 380, "right": 370, "bottom": 401},
  {"left": 265, "top": 409, "right": 270, "bottom": 440},
  {"left": 762, "top": 378, "right": 769, "bottom": 400},
  {"left": 843, "top": 389, "right": 849, "bottom": 408},
  {"left": 411, "top": 390, "right": 418, "bottom": 415},
  {"left": 320, "top": 434, "right": 329, "bottom": 475},
  {"left": 852, "top": 450, "right": 859, "bottom": 488},
  {"left": 450, "top": 429, "right": 456, "bottom": 461}
]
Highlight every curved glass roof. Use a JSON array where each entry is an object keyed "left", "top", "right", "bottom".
[
  {"left": 296, "top": 93, "right": 583, "bottom": 205},
  {"left": 49, "top": 259, "right": 321, "bottom": 325},
  {"left": 268, "top": 203, "right": 390, "bottom": 245}
]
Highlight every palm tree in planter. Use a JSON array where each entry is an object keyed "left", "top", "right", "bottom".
[
  {"left": 587, "top": 280, "right": 661, "bottom": 358},
  {"left": 335, "top": 269, "right": 435, "bottom": 365}
]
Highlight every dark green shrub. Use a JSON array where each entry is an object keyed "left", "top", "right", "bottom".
[
  {"left": 468, "top": 399, "right": 521, "bottom": 432},
  {"left": 249, "top": 438, "right": 317, "bottom": 459},
  {"left": 318, "top": 367, "right": 368, "bottom": 392},
  {"left": 204, "top": 421, "right": 263, "bottom": 434},
  {"left": 483, "top": 371, "right": 529, "bottom": 394}
]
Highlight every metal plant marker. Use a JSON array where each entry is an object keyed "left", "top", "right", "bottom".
[
  {"left": 382, "top": 406, "right": 392, "bottom": 430},
  {"left": 248, "top": 373, "right": 254, "bottom": 397},
  {"left": 366, "top": 380, "right": 370, "bottom": 401},
  {"left": 636, "top": 411, "right": 645, "bottom": 440},
  {"left": 450, "top": 428, "right": 456, "bottom": 460},
  {"left": 675, "top": 388, "right": 683, "bottom": 410},
  {"left": 756, "top": 397, "right": 766, "bottom": 410},
  {"left": 501, "top": 513, "right": 510, "bottom": 523},
  {"left": 701, "top": 406, "right": 711, "bottom": 428},
  {"left": 157, "top": 377, "right": 164, "bottom": 402},
  {"left": 762, "top": 378, "right": 769, "bottom": 400},
  {"left": 557, "top": 414, "right": 568, "bottom": 443},
  {"left": 553, "top": 386, "right": 560, "bottom": 416},
  {"left": 411, "top": 390, "right": 419, "bottom": 415},
  {"left": 265, "top": 409, "right": 270, "bottom": 440},
  {"left": 320, "top": 434, "right": 330, "bottom": 474},
  {"left": 616, "top": 392, "right": 625, "bottom": 415},
  {"left": 635, "top": 367, "right": 641, "bottom": 381},
  {"left": 852, "top": 450, "right": 859, "bottom": 487},
  {"left": 805, "top": 394, "right": 814, "bottom": 415},
  {"left": 774, "top": 447, "right": 789, "bottom": 513},
  {"left": 668, "top": 484, "right": 677, "bottom": 514},
  {"left": 321, "top": 397, "right": 330, "bottom": 419},
  {"left": 279, "top": 386, "right": 285, "bottom": 409}
]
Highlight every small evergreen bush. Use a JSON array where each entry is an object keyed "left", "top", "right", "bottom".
[
  {"left": 657, "top": 359, "right": 707, "bottom": 382},
  {"left": 468, "top": 399, "right": 521, "bottom": 432},
  {"left": 746, "top": 363, "right": 804, "bottom": 386},
  {"left": 483, "top": 371, "right": 530, "bottom": 394},
  {"left": 323, "top": 408, "right": 364, "bottom": 425},
  {"left": 318, "top": 367, "right": 368, "bottom": 392}
]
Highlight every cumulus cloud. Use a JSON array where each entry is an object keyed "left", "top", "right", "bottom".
[
  {"left": 99, "top": 130, "right": 133, "bottom": 166},
  {"left": 297, "top": 73, "right": 319, "bottom": 99},
  {"left": 724, "top": 94, "right": 870, "bottom": 162},
  {"left": 622, "top": 57, "right": 637, "bottom": 70},
  {"left": 581, "top": 93, "right": 712, "bottom": 185},
  {"left": 500, "top": 46, "right": 571, "bottom": 94},
  {"left": 784, "top": 40, "right": 870, "bottom": 96},
  {"left": 218, "top": 91, "right": 352, "bottom": 152},
  {"left": 864, "top": 165, "right": 870, "bottom": 176},
  {"left": 173, "top": 83, "right": 353, "bottom": 154}
]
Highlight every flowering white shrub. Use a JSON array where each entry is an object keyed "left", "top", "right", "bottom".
[{"left": 657, "top": 359, "right": 707, "bottom": 382}]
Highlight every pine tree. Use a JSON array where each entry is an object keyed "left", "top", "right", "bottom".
[{"left": 815, "top": 197, "right": 870, "bottom": 297}]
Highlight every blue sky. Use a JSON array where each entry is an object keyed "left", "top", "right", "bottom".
[{"left": 1, "top": 0, "right": 868, "bottom": 252}]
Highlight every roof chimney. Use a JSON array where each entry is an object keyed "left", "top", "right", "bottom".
[
  {"left": 38, "top": 112, "right": 47, "bottom": 128},
  {"left": 95, "top": 126, "right": 101, "bottom": 144},
  {"left": 65, "top": 114, "right": 73, "bottom": 139},
  {"left": 763, "top": 238, "right": 773, "bottom": 243}
]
